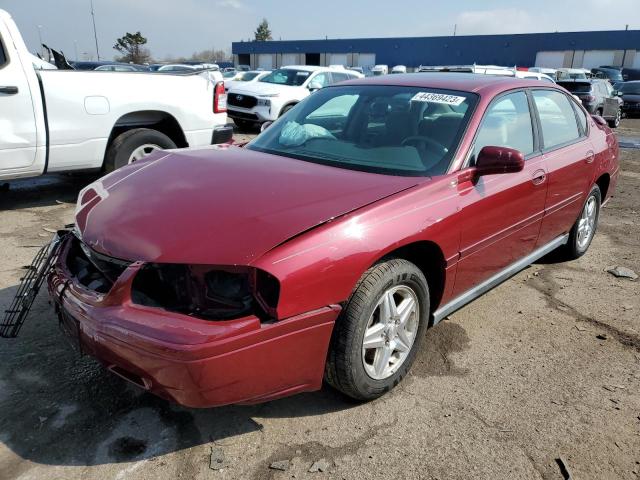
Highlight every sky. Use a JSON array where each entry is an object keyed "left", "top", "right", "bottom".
[{"left": 2, "top": 0, "right": 638, "bottom": 61}]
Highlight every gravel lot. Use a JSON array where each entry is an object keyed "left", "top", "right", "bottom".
[{"left": 1, "top": 121, "right": 639, "bottom": 480}]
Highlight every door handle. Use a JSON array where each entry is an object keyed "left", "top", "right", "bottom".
[
  {"left": 585, "top": 150, "right": 595, "bottom": 164},
  {"left": 531, "top": 169, "right": 546, "bottom": 186},
  {"left": 0, "top": 86, "right": 19, "bottom": 95}
]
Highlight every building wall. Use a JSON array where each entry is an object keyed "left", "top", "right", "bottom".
[{"left": 232, "top": 30, "right": 640, "bottom": 69}]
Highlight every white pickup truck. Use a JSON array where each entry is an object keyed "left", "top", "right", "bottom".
[{"left": 0, "top": 9, "right": 231, "bottom": 182}]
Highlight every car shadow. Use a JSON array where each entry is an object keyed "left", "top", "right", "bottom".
[
  {"left": 0, "top": 283, "right": 356, "bottom": 469},
  {"left": 0, "top": 174, "right": 96, "bottom": 211}
]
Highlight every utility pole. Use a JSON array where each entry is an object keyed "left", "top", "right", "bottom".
[
  {"left": 453, "top": 24, "right": 457, "bottom": 36},
  {"left": 90, "top": 0, "right": 100, "bottom": 60}
]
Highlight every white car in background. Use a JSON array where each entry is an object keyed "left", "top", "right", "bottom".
[
  {"left": 224, "top": 70, "right": 271, "bottom": 92},
  {"left": 371, "top": 64, "right": 388, "bottom": 76},
  {"left": 226, "top": 65, "right": 363, "bottom": 129},
  {"left": 515, "top": 70, "right": 555, "bottom": 83},
  {"left": 391, "top": 65, "right": 407, "bottom": 74},
  {"left": 556, "top": 68, "right": 589, "bottom": 80}
]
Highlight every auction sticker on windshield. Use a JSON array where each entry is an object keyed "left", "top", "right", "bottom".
[{"left": 411, "top": 92, "right": 466, "bottom": 106}]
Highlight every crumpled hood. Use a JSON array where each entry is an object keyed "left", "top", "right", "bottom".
[{"left": 76, "top": 146, "right": 422, "bottom": 265}]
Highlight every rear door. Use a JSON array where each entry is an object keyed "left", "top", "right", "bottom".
[
  {"left": 0, "top": 28, "right": 39, "bottom": 172},
  {"left": 531, "top": 89, "right": 596, "bottom": 246},
  {"left": 452, "top": 90, "right": 548, "bottom": 296}
]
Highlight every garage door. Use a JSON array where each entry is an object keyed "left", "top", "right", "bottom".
[
  {"left": 582, "top": 50, "right": 615, "bottom": 69},
  {"left": 281, "top": 53, "right": 297, "bottom": 67},
  {"left": 328, "top": 53, "right": 348, "bottom": 67},
  {"left": 357, "top": 53, "right": 376, "bottom": 69},
  {"left": 258, "top": 54, "right": 273, "bottom": 70},
  {"left": 535, "top": 51, "right": 566, "bottom": 68}
]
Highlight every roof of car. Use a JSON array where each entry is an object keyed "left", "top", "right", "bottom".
[
  {"left": 280, "top": 65, "right": 347, "bottom": 72},
  {"left": 338, "top": 72, "right": 564, "bottom": 94}
]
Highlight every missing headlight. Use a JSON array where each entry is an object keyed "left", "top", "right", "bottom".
[{"left": 131, "top": 264, "right": 279, "bottom": 322}]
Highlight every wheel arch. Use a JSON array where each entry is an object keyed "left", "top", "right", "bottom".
[
  {"left": 105, "top": 110, "right": 188, "bottom": 162},
  {"left": 374, "top": 240, "right": 447, "bottom": 314},
  {"left": 278, "top": 101, "right": 298, "bottom": 117},
  {"left": 595, "top": 172, "right": 610, "bottom": 200}
]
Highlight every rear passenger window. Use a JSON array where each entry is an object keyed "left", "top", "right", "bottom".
[
  {"left": 532, "top": 90, "right": 581, "bottom": 149},
  {"left": 472, "top": 91, "right": 534, "bottom": 163}
]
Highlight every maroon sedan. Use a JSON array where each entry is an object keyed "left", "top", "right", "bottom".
[{"left": 47, "top": 74, "right": 619, "bottom": 407}]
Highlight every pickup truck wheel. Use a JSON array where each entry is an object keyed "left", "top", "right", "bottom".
[
  {"left": 607, "top": 109, "right": 621, "bottom": 128},
  {"left": 105, "top": 128, "right": 176, "bottom": 172},
  {"left": 562, "top": 185, "right": 601, "bottom": 260},
  {"left": 325, "top": 259, "right": 429, "bottom": 401}
]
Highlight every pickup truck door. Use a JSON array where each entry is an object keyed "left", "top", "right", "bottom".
[{"left": 0, "top": 27, "right": 39, "bottom": 173}]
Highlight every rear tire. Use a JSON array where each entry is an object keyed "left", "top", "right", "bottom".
[
  {"left": 104, "top": 128, "right": 176, "bottom": 173},
  {"left": 562, "top": 185, "right": 601, "bottom": 260},
  {"left": 325, "top": 259, "right": 429, "bottom": 401}
]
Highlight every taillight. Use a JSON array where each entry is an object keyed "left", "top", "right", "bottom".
[{"left": 214, "top": 81, "right": 227, "bottom": 113}]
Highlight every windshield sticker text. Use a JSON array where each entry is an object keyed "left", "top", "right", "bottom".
[{"left": 411, "top": 92, "right": 466, "bottom": 106}]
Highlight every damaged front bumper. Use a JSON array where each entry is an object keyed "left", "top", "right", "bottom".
[{"left": 47, "top": 234, "right": 340, "bottom": 407}]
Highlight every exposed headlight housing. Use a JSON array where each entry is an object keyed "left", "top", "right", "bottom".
[
  {"left": 131, "top": 264, "right": 280, "bottom": 321},
  {"left": 256, "top": 98, "right": 272, "bottom": 106}
]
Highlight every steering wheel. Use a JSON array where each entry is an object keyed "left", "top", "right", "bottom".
[{"left": 401, "top": 136, "right": 448, "bottom": 169}]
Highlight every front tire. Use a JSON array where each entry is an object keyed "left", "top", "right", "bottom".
[
  {"left": 563, "top": 185, "right": 601, "bottom": 259},
  {"left": 325, "top": 259, "right": 429, "bottom": 401},
  {"left": 104, "top": 128, "right": 176, "bottom": 173}
]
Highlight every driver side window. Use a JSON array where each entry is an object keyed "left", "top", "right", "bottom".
[{"left": 472, "top": 91, "right": 534, "bottom": 164}]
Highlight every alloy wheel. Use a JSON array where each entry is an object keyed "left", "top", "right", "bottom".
[
  {"left": 577, "top": 195, "right": 597, "bottom": 250},
  {"left": 361, "top": 285, "right": 419, "bottom": 380}
]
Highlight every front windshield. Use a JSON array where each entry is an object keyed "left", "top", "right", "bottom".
[
  {"left": 247, "top": 85, "right": 477, "bottom": 177},
  {"left": 260, "top": 69, "right": 311, "bottom": 86},
  {"left": 223, "top": 71, "right": 237, "bottom": 78},
  {"left": 619, "top": 82, "right": 640, "bottom": 95}
]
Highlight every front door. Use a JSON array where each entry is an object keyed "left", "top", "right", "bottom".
[
  {"left": 0, "top": 28, "right": 39, "bottom": 173},
  {"left": 453, "top": 90, "right": 548, "bottom": 296}
]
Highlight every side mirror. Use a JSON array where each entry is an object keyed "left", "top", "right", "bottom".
[
  {"left": 614, "top": 91, "right": 623, "bottom": 97},
  {"left": 475, "top": 146, "right": 525, "bottom": 176},
  {"left": 308, "top": 81, "right": 323, "bottom": 92},
  {"left": 260, "top": 121, "right": 273, "bottom": 132}
]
